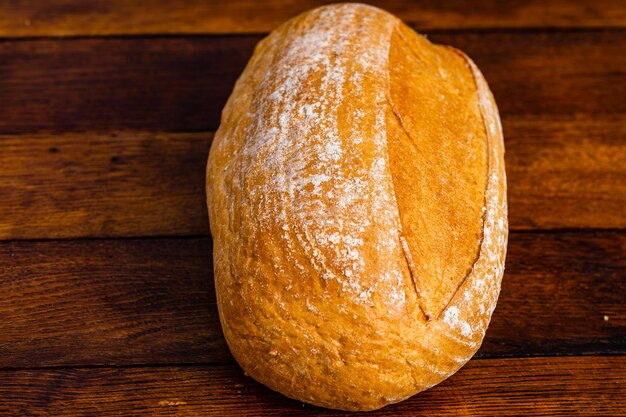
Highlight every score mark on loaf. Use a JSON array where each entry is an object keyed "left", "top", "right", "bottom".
[{"left": 206, "top": 2, "right": 508, "bottom": 411}]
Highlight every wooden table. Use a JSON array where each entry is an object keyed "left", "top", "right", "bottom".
[{"left": 1, "top": 1, "right": 625, "bottom": 415}]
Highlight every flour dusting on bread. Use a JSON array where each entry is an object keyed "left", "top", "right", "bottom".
[
  {"left": 207, "top": 3, "right": 507, "bottom": 411},
  {"left": 240, "top": 4, "right": 406, "bottom": 306}
]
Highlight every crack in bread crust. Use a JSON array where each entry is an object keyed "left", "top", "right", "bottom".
[
  {"left": 433, "top": 45, "right": 495, "bottom": 319},
  {"left": 386, "top": 25, "right": 490, "bottom": 320}
]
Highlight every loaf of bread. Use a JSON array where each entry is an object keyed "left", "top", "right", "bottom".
[{"left": 206, "top": 3, "right": 507, "bottom": 411}]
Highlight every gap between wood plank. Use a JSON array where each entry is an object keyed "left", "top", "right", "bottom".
[
  {"left": 1, "top": 25, "right": 625, "bottom": 43},
  {"left": 1, "top": 0, "right": 625, "bottom": 37},
  {"left": 0, "top": 352, "right": 624, "bottom": 373},
  {"left": 3, "top": 227, "right": 626, "bottom": 244}
]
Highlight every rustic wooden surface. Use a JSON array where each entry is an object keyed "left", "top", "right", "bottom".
[
  {"left": 0, "top": 1, "right": 624, "bottom": 415},
  {"left": 2, "top": 358, "right": 625, "bottom": 416}
]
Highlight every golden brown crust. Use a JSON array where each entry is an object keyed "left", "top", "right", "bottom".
[
  {"left": 387, "top": 23, "right": 489, "bottom": 320},
  {"left": 206, "top": 3, "right": 507, "bottom": 411}
]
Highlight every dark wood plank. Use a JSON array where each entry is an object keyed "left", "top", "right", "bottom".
[
  {"left": 506, "top": 116, "right": 626, "bottom": 230},
  {"left": 1, "top": 117, "right": 624, "bottom": 239},
  {"left": 0, "top": 31, "right": 623, "bottom": 133},
  {"left": 0, "top": 232, "right": 623, "bottom": 369},
  {"left": 485, "top": 231, "right": 625, "bottom": 357},
  {"left": 0, "top": 131, "right": 212, "bottom": 239},
  {"left": 0, "top": 36, "right": 256, "bottom": 134},
  {"left": 0, "top": 357, "right": 624, "bottom": 416},
  {"left": 1, "top": 0, "right": 625, "bottom": 37},
  {"left": 0, "top": 238, "right": 229, "bottom": 368},
  {"left": 433, "top": 31, "right": 626, "bottom": 118}
]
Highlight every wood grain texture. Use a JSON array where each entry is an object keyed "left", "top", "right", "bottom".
[
  {"left": 0, "top": 232, "right": 623, "bottom": 369},
  {"left": 486, "top": 231, "right": 625, "bottom": 357},
  {"left": 0, "top": 131, "right": 212, "bottom": 239},
  {"left": 0, "top": 31, "right": 623, "bottom": 133},
  {"left": 1, "top": 0, "right": 625, "bottom": 37},
  {"left": 0, "top": 36, "right": 256, "bottom": 134},
  {"left": 0, "top": 238, "right": 229, "bottom": 368},
  {"left": 1, "top": 357, "right": 624, "bottom": 416},
  {"left": 506, "top": 116, "right": 626, "bottom": 230}
]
